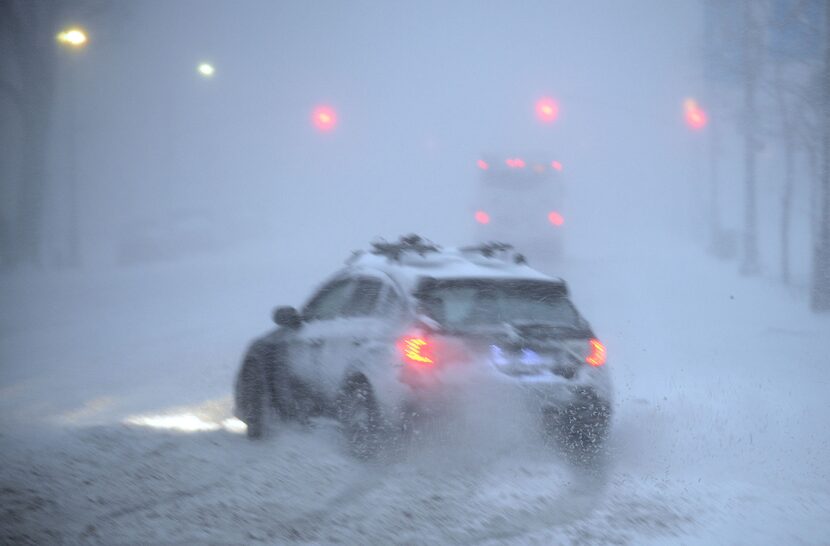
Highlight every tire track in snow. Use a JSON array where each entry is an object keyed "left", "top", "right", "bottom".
[
  {"left": 270, "top": 460, "right": 394, "bottom": 540},
  {"left": 466, "top": 467, "right": 609, "bottom": 543},
  {"left": 100, "top": 479, "right": 226, "bottom": 520}
]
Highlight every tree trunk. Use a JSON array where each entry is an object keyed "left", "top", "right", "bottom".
[
  {"left": 708, "top": 111, "right": 722, "bottom": 255},
  {"left": 781, "top": 139, "right": 795, "bottom": 283},
  {"left": 773, "top": 62, "right": 796, "bottom": 285},
  {"left": 740, "top": 0, "right": 761, "bottom": 275},
  {"left": 811, "top": 1, "right": 830, "bottom": 311}
]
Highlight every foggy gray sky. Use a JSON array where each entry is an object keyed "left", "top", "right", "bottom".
[{"left": 44, "top": 0, "right": 702, "bottom": 265}]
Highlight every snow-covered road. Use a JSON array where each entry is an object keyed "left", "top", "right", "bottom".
[{"left": 2, "top": 234, "right": 829, "bottom": 544}]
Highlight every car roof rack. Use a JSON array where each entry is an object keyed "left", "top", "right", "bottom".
[
  {"left": 460, "top": 242, "right": 527, "bottom": 264},
  {"left": 369, "top": 234, "right": 440, "bottom": 261},
  {"left": 347, "top": 235, "right": 529, "bottom": 267}
]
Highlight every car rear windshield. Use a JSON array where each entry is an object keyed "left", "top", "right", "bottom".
[{"left": 415, "top": 278, "right": 580, "bottom": 330}]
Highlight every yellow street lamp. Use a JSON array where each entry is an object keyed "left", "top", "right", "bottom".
[
  {"left": 197, "top": 62, "right": 215, "bottom": 77},
  {"left": 56, "top": 27, "right": 88, "bottom": 48}
]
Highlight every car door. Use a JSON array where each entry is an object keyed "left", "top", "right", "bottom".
[
  {"left": 316, "top": 275, "right": 395, "bottom": 399},
  {"left": 289, "top": 277, "right": 357, "bottom": 401},
  {"left": 358, "top": 280, "right": 410, "bottom": 408}
]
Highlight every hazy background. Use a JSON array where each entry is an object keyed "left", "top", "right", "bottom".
[{"left": 3, "top": 0, "right": 715, "bottom": 268}]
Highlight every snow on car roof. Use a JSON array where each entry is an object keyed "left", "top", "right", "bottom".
[{"left": 343, "top": 239, "right": 560, "bottom": 294}]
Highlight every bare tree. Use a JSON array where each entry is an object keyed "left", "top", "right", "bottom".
[
  {"left": 701, "top": 0, "right": 764, "bottom": 269},
  {"left": 767, "top": 63, "right": 816, "bottom": 284},
  {"left": 704, "top": 0, "right": 828, "bottom": 305},
  {"left": 762, "top": 0, "right": 827, "bottom": 288}
]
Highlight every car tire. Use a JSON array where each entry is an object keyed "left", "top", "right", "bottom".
[
  {"left": 337, "top": 376, "right": 383, "bottom": 459},
  {"left": 543, "top": 391, "right": 610, "bottom": 461},
  {"left": 239, "top": 353, "right": 270, "bottom": 440}
]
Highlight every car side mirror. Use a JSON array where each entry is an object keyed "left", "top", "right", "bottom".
[{"left": 273, "top": 306, "right": 302, "bottom": 329}]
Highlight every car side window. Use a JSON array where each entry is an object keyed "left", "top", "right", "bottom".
[
  {"left": 302, "top": 279, "right": 355, "bottom": 321},
  {"left": 344, "top": 277, "right": 383, "bottom": 317},
  {"left": 376, "top": 283, "right": 406, "bottom": 320}
]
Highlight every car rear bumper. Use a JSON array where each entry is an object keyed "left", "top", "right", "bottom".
[{"left": 400, "top": 364, "right": 611, "bottom": 421}]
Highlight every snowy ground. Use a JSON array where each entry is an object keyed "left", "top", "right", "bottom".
[{"left": 1, "top": 232, "right": 829, "bottom": 545}]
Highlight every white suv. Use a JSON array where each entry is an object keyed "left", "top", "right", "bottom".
[{"left": 234, "top": 235, "right": 611, "bottom": 458}]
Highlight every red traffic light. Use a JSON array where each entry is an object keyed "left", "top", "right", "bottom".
[
  {"left": 684, "top": 99, "right": 707, "bottom": 130},
  {"left": 548, "top": 211, "right": 564, "bottom": 226},
  {"left": 474, "top": 210, "right": 490, "bottom": 224},
  {"left": 312, "top": 105, "right": 337, "bottom": 132},
  {"left": 551, "top": 160, "right": 563, "bottom": 172},
  {"left": 535, "top": 97, "right": 559, "bottom": 123}
]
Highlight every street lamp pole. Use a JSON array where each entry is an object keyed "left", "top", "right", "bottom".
[{"left": 56, "top": 26, "right": 87, "bottom": 266}]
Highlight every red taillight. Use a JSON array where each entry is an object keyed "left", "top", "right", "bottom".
[
  {"left": 477, "top": 159, "right": 489, "bottom": 170},
  {"left": 586, "top": 338, "right": 606, "bottom": 367},
  {"left": 474, "top": 210, "right": 490, "bottom": 224},
  {"left": 398, "top": 336, "right": 434, "bottom": 365}
]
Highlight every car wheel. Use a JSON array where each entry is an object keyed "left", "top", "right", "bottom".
[
  {"left": 337, "top": 376, "right": 382, "bottom": 459},
  {"left": 543, "top": 392, "right": 610, "bottom": 461},
  {"left": 239, "top": 353, "right": 270, "bottom": 440}
]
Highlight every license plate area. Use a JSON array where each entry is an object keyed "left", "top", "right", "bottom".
[
  {"left": 489, "top": 344, "right": 577, "bottom": 379},
  {"left": 490, "top": 345, "right": 555, "bottom": 374}
]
